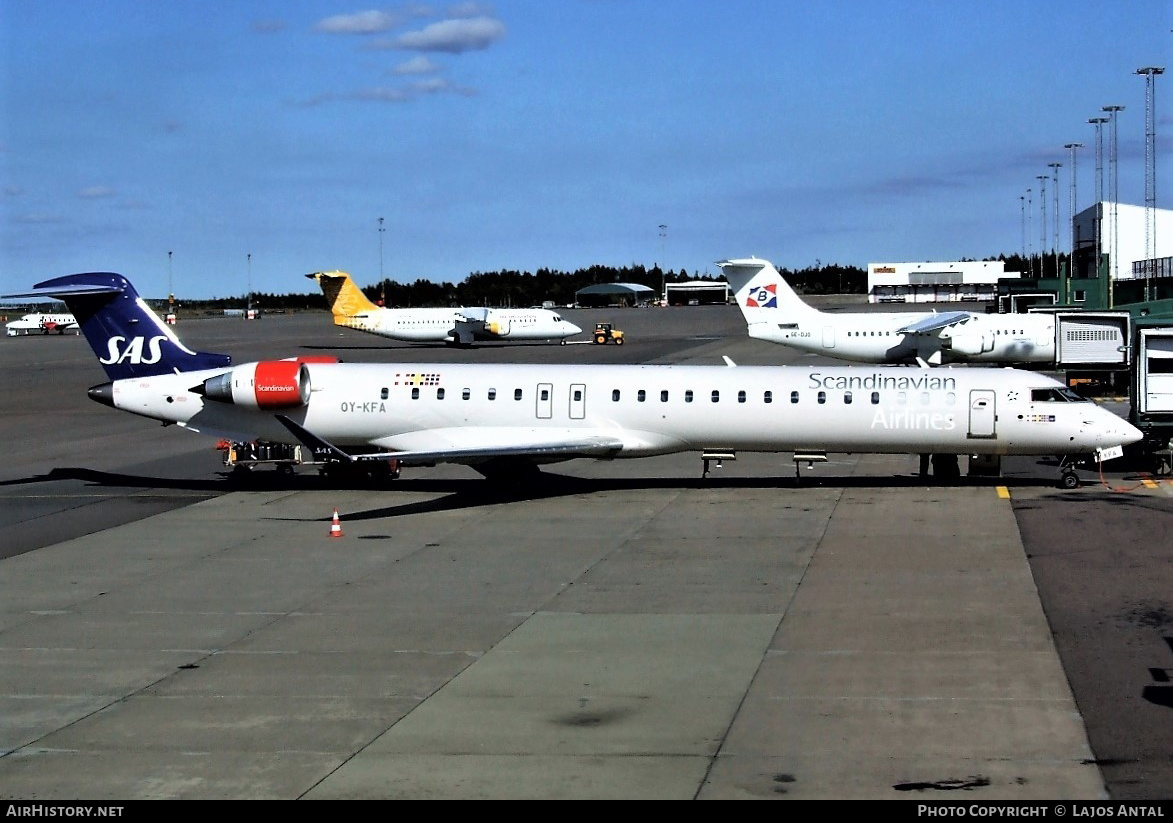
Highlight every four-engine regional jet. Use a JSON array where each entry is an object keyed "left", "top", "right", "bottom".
[
  {"left": 4, "top": 272, "right": 1141, "bottom": 489},
  {"left": 307, "top": 270, "right": 581, "bottom": 346},
  {"left": 5, "top": 311, "right": 79, "bottom": 336},
  {"left": 719, "top": 257, "right": 1058, "bottom": 366}
]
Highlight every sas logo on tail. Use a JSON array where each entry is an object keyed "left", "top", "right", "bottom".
[
  {"left": 99, "top": 335, "right": 168, "bottom": 365},
  {"left": 746, "top": 285, "right": 777, "bottom": 308}
]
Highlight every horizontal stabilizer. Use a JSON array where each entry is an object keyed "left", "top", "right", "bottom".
[{"left": 3, "top": 283, "right": 123, "bottom": 300}]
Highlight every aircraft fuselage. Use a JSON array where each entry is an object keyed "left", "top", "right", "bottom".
[
  {"left": 94, "top": 361, "right": 1134, "bottom": 461},
  {"left": 747, "top": 312, "right": 1057, "bottom": 365}
]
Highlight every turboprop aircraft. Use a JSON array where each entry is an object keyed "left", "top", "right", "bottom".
[
  {"left": 307, "top": 271, "right": 581, "bottom": 346},
  {"left": 4, "top": 273, "right": 1142, "bottom": 489},
  {"left": 718, "top": 257, "right": 1058, "bottom": 366},
  {"left": 5, "top": 311, "right": 79, "bottom": 336}
]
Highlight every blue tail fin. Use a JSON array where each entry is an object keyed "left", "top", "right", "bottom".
[{"left": 12, "top": 273, "right": 232, "bottom": 379}]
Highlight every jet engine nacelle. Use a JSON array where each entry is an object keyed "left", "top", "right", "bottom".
[
  {"left": 200, "top": 360, "right": 314, "bottom": 409},
  {"left": 483, "top": 309, "right": 509, "bottom": 336},
  {"left": 943, "top": 327, "right": 994, "bottom": 357}
]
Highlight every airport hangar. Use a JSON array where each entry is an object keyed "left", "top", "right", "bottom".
[{"left": 574, "top": 282, "right": 657, "bottom": 307}]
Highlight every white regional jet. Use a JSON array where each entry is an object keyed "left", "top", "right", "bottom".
[
  {"left": 5, "top": 273, "right": 1141, "bottom": 490},
  {"left": 5, "top": 311, "right": 79, "bottom": 336},
  {"left": 307, "top": 271, "right": 581, "bottom": 346},
  {"left": 718, "top": 257, "right": 1057, "bottom": 366}
]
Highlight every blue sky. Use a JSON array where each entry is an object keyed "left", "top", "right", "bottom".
[{"left": 2, "top": 1, "right": 1169, "bottom": 300}]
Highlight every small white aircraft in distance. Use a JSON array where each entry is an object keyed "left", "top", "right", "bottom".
[
  {"left": 307, "top": 271, "right": 582, "bottom": 346},
  {"left": 5, "top": 311, "right": 79, "bottom": 336},
  {"left": 4, "top": 272, "right": 1141, "bottom": 490},
  {"left": 718, "top": 257, "right": 1058, "bottom": 367}
]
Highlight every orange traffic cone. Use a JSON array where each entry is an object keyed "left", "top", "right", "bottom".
[{"left": 329, "top": 507, "right": 345, "bottom": 538}]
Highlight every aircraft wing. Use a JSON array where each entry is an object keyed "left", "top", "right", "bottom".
[
  {"left": 896, "top": 311, "right": 976, "bottom": 334},
  {"left": 275, "top": 415, "right": 624, "bottom": 466}
]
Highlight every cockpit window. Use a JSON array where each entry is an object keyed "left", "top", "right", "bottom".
[{"left": 1031, "top": 387, "right": 1086, "bottom": 402}]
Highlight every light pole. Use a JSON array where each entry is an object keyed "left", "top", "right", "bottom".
[
  {"left": 378, "top": 216, "right": 386, "bottom": 306},
  {"left": 1037, "top": 175, "right": 1048, "bottom": 277},
  {"left": 1137, "top": 67, "right": 1164, "bottom": 299},
  {"left": 1019, "top": 193, "right": 1026, "bottom": 266},
  {"left": 1088, "top": 116, "right": 1108, "bottom": 279},
  {"left": 1025, "top": 188, "right": 1033, "bottom": 278},
  {"left": 658, "top": 224, "right": 667, "bottom": 304},
  {"left": 1049, "top": 161, "right": 1062, "bottom": 258},
  {"left": 1064, "top": 143, "right": 1083, "bottom": 279},
  {"left": 1102, "top": 105, "right": 1125, "bottom": 292}
]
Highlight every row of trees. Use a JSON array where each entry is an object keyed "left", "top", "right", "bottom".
[
  {"left": 176, "top": 261, "right": 871, "bottom": 312},
  {"left": 174, "top": 253, "right": 1054, "bottom": 312}
]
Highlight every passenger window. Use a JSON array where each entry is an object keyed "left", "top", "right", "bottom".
[
  {"left": 437, "top": 388, "right": 445, "bottom": 399},
  {"left": 711, "top": 390, "right": 720, "bottom": 403},
  {"left": 738, "top": 390, "right": 746, "bottom": 403},
  {"left": 920, "top": 392, "right": 930, "bottom": 405},
  {"left": 844, "top": 391, "right": 852, "bottom": 404},
  {"left": 411, "top": 387, "right": 420, "bottom": 400},
  {"left": 514, "top": 388, "right": 523, "bottom": 401},
  {"left": 685, "top": 390, "right": 693, "bottom": 403},
  {"left": 791, "top": 391, "right": 799, "bottom": 403},
  {"left": 488, "top": 388, "right": 497, "bottom": 400},
  {"left": 817, "top": 391, "right": 826, "bottom": 404},
  {"left": 540, "top": 388, "right": 550, "bottom": 401},
  {"left": 764, "top": 391, "right": 773, "bottom": 403},
  {"left": 462, "top": 388, "right": 470, "bottom": 400},
  {"left": 638, "top": 390, "right": 646, "bottom": 402},
  {"left": 660, "top": 390, "right": 668, "bottom": 402},
  {"left": 612, "top": 389, "right": 620, "bottom": 402},
  {"left": 573, "top": 389, "right": 583, "bottom": 401},
  {"left": 871, "top": 391, "right": 879, "bottom": 405},
  {"left": 380, "top": 387, "right": 389, "bottom": 400}
]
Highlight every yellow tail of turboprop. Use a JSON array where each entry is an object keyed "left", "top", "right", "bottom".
[{"left": 307, "top": 271, "right": 381, "bottom": 325}]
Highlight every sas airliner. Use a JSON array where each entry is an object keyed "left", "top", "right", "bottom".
[
  {"left": 4, "top": 273, "right": 1142, "bottom": 489},
  {"left": 719, "top": 257, "right": 1058, "bottom": 366},
  {"left": 308, "top": 271, "right": 581, "bottom": 346}
]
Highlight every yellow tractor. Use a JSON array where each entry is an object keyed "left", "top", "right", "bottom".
[{"left": 594, "top": 322, "right": 625, "bottom": 345}]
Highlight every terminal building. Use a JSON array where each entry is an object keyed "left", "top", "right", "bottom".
[
  {"left": 1002, "top": 201, "right": 1173, "bottom": 317},
  {"left": 867, "top": 202, "right": 1173, "bottom": 319},
  {"left": 866, "top": 260, "right": 1013, "bottom": 304}
]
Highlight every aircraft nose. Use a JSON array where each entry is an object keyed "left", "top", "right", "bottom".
[
  {"left": 88, "top": 381, "right": 115, "bottom": 408},
  {"left": 566, "top": 321, "right": 582, "bottom": 335},
  {"left": 1119, "top": 419, "right": 1144, "bottom": 446}
]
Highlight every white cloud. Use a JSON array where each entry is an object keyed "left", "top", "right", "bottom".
[
  {"left": 393, "top": 55, "right": 441, "bottom": 75},
  {"left": 315, "top": 10, "right": 400, "bottom": 35},
  {"left": 388, "top": 15, "right": 505, "bottom": 53}
]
